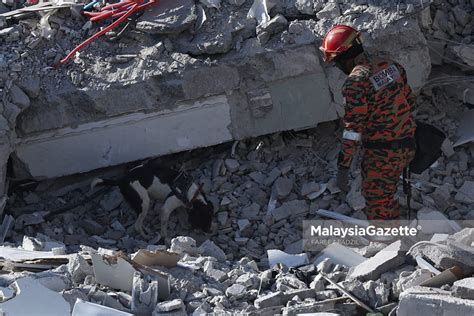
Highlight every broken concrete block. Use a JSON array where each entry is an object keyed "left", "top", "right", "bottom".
[
  {"left": 285, "top": 288, "right": 316, "bottom": 301},
  {"left": 310, "top": 274, "right": 326, "bottom": 291},
  {"left": 225, "top": 284, "right": 246, "bottom": 299},
  {"left": 284, "top": 239, "right": 303, "bottom": 254},
  {"left": 18, "top": 77, "right": 40, "bottom": 99},
  {"left": 9, "top": 84, "right": 30, "bottom": 109},
  {"left": 441, "top": 138, "right": 455, "bottom": 157},
  {"left": 448, "top": 228, "right": 474, "bottom": 247},
  {"left": 15, "top": 212, "right": 46, "bottom": 228},
  {"left": 240, "top": 202, "right": 260, "bottom": 220},
  {"left": 154, "top": 298, "right": 185, "bottom": 313},
  {"left": 313, "top": 243, "right": 366, "bottom": 268},
  {"left": 198, "top": 240, "right": 226, "bottom": 262},
  {"left": 273, "top": 177, "right": 293, "bottom": 199},
  {"left": 398, "top": 286, "right": 474, "bottom": 316},
  {"left": 72, "top": 298, "right": 133, "bottom": 315},
  {"left": 452, "top": 277, "right": 474, "bottom": 300},
  {"left": 80, "top": 219, "right": 107, "bottom": 236},
  {"left": 170, "top": 236, "right": 199, "bottom": 255},
  {"left": 430, "top": 184, "right": 452, "bottom": 212},
  {"left": 316, "top": 258, "right": 334, "bottom": 274},
  {"left": 364, "top": 280, "right": 390, "bottom": 308},
  {"left": 451, "top": 45, "right": 474, "bottom": 67},
  {"left": 0, "top": 277, "right": 70, "bottom": 316},
  {"left": 410, "top": 240, "right": 474, "bottom": 275},
  {"left": 254, "top": 291, "right": 285, "bottom": 309},
  {"left": 267, "top": 249, "right": 308, "bottom": 268},
  {"left": 316, "top": 2, "right": 340, "bottom": 19},
  {"left": 314, "top": 290, "right": 338, "bottom": 301},
  {"left": 396, "top": 269, "right": 433, "bottom": 295},
  {"left": 206, "top": 268, "right": 228, "bottom": 282},
  {"left": 22, "top": 235, "right": 43, "bottom": 251},
  {"left": 257, "top": 14, "right": 288, "bottom": 45},
  {"left": 281, "top": 300, "right": 336, "bottom": 315},
  {"left": 237, "top": 219, "right": 251, "bottom": 231},
  {"left": 271, "top": 200, "right": 308, "bottom": 221},
  {"left": 417, "top": 207, "right": 461, "bottom": 234},
  {"left": 346, "top": 187, "right": 366, "bottom": 211},
  {"left": 90, "top": 253, "right": 136, "bottom": 292},
  {"left": 67, "top": 254, "right": 94, "bottom": 285},
  {"left": 349, "top": 240, "right": 405, "bottom": 281},
  {"left": 136, "top": 0, "right": 197, "bottom": 34},
  {"left": 455, "top": 181, "right": 474, "bottom": 204},
  {"left": 276, "top": 275, "right": 308, "bottom": 290},
  {"left": 301, "top": 181, "right": 322, "bottom": 196},
  {"left": 224, "top": 159, "right": 240, "bottom": 173},
  {"left": 131, "top": 272, "right": 158, "bottom": 314},
  {"left": 235, "top": 273, "right": 255, "bottom": 288}
]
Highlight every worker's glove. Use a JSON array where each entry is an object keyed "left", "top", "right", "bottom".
[{"left": 336, "top": 166, "right": 350, "bottom": 193}]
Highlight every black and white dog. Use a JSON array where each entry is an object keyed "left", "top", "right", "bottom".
[{"left": 91, "top": 162, "right": 214, "bottom": 239}]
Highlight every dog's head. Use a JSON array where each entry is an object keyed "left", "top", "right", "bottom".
[{"left": 188, "top": 200, "right": 213, "bottom": 233}]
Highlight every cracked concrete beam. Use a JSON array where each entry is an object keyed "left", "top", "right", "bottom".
[{"left": 15, "top": 96, "right": 233, "bottom": 178}]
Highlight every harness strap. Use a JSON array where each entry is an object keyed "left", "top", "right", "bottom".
[
  {"left": 363, "top": 137, "right": 416, "bottom": 150},
  {"left": 167, "top": 171, "right": 200, "bottom": 208},
  {"left": 189, "top": 183, "right": 204, "bottom": 205}
]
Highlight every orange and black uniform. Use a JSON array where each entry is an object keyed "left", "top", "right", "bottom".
[{"left": 338, "top": 53, "right": 416, "bottom": 219}]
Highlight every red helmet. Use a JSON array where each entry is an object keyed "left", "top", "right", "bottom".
[{"left": 320, "top": 25, "right": 360, "bottom": 63}]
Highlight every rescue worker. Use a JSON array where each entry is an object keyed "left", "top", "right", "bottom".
[{"left": 319, "top": 25, "right": 417, "bottom": 220}]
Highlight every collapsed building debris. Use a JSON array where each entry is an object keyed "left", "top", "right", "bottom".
[{"left": 0, "top": 0, "right": 473, "bottom": 315}]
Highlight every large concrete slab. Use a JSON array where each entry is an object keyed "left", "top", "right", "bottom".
[
  {"left": 398, "top": 286, "right": 474, "bottom": 316},
  {"left": 348, "top": 240, "right": 405, "bottom": 281},
  {"left": 16, "top": 96, "right": 233, "bottom": 178},
  {"left": 453, "top": 277, "right": 474, "bottom": 300}
]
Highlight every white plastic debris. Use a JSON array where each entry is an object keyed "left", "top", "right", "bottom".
[
  {"left": 0, "top": 277, "right": 70, "bottom": 316},
  {"left": 90, "top": 252, "right": 136, "bottom": 292},
  {"left": 267, "top": 249, "right": 308, "bottom": 268},
  {"left": 72, "top": 298, "right": 133, "bottom": 316},
  {"left": 313, "top": 243, "right": 366, "bottom": 267}
]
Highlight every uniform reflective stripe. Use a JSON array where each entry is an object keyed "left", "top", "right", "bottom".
[{"left": 342, "top": 130, "right": 362, "bottom": 141}]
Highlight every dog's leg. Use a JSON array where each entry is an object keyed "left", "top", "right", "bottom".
[
  {"left": 160, "top": 195, "right": 184, "bottom": 240},
  {"left": 177, "top": 208, "right": 190, "bottom": 230},
  {"left": 133, "top": 193, "right": 151, "bottom": 239}
]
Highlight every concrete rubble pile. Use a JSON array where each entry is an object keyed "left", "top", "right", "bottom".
[
  {"left": 0, "top": 227, "right": 473, "bottom": 315},
  {"left": 0, "top": 0, "right": 473, "bottom": 315},
  {"left": 0, "top": 100, "right": 473, "bottom": 315},
  {"left": 0, "top": 0, "right": 434, "bottom": 188}
]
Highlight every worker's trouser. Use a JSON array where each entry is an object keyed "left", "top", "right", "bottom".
[{"left": 361, "top": 148, "right": 416, "bottom": 220}]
